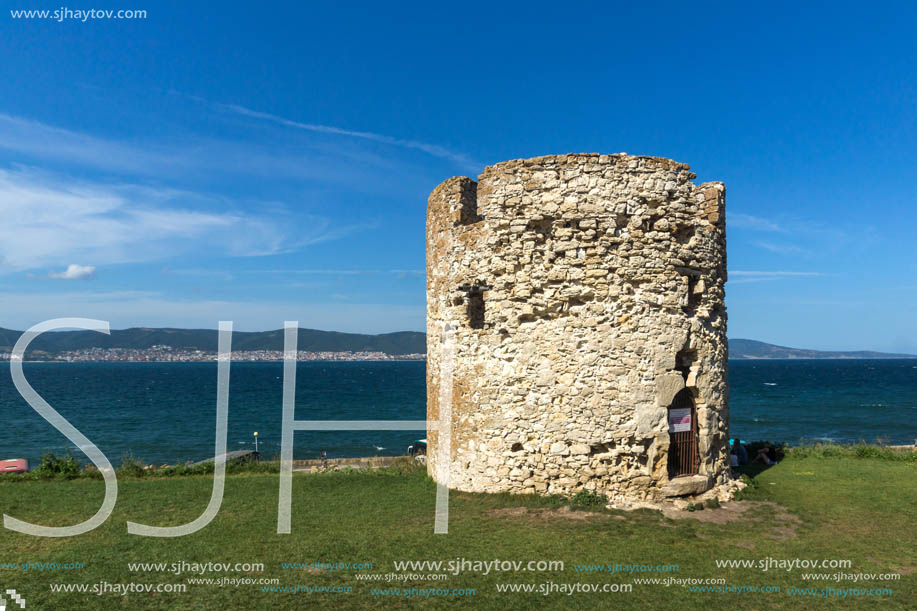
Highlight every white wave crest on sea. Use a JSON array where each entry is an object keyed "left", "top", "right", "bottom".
[{"left": 763, "top": 382, "right": 777, "bottom": 386}]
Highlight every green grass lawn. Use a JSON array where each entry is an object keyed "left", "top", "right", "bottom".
[{"left": 0, "top": 455, "right": 914, "bottom": 610}]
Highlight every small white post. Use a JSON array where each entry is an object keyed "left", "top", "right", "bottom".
[{"left": 254, "top": 431, "right": 259, "bottom": 454}]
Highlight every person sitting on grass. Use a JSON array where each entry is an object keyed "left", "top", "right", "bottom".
[
  {"left": 734, "top": 440, "right": 748, "bottom": 465},
  {"left": 754, "top": 441, "right": 778, "bottom": 465}
]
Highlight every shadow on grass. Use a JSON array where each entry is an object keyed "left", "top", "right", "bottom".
[
  {"left": 732, "top": 440, "right": 787, "bottom": 479},
  {"left": 735, "top": 462, "right": 773, "bottom": 478}
]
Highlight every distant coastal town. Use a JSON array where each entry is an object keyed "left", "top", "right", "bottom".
[{"left": 0, "top": 345, "right": 426, "bottom": 363}]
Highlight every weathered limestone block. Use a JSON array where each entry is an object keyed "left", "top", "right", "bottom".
[
  {"left": 655, "top": 373, "right": 686, "bottom": 407},
  {"left": 636, "top": 405, "right": 667, "bottom": 435},
  {"left": 660, "top": 474, "right": 713, "bottom": 497}
]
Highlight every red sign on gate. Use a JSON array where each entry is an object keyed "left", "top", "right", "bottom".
[{"left": 668, "top": 408, "right": 691, "bottom": 433}]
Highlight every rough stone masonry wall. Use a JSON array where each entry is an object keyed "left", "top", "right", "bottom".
[{"left": 426, "top": 153, "right": 729, "bottom": 503}]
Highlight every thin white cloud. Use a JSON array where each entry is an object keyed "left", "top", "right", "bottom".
[
  {"left": 257, "top": 269, "right": 423, "bottom": 275},
  {"left": 48, "top": 264, "right": 96, "bottom": 280},
  {"left": 0, "top": 113, "right": 194, "bottom": 176},
  {"left": 729, "top": 210, "right": 874, "bottom": 258},
  {"left": 729, "top": 270, "right": 826, "bottom": 284},
  {"left": 163, "top": 268, "right": 235, "bottom": 281},
  {"left": 0, "top": 290, "right": 425, "bottom": 334},
  {"left": 0, "top": 167, "right": 358, "bottom": 272},
  {"left": 218, "top": 103, "right": 479, "bottom": 171},
  {"left": 0, "top": 113, "right": 408, "bottom": 187},
  {"left": 729, "top": 271, "right": 824, "bottom": 277},
  {"left": 753, "top": 241, "right": 808, "bottom": 256},
  {"left": 728, "top": 212, "right": 783, "bottom": 232},
  {"left": 791, "top": 299, "right": 869, "bottom": 307}
]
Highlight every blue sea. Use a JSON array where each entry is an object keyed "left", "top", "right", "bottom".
[{"left": 0, "top": 360, "right": 914, "bottom": 465}]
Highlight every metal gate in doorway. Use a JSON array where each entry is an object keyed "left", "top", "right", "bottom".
[{"left": 668, "top": 388, "right": 698, "bottom": 477}]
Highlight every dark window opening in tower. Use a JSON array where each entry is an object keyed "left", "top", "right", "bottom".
[
  {"left": 468, "top": 291, "right": 485, "bottom": 329},
  {"left": 676, "top": 267, "right": 703, "bottom": 312},
  {"left": 459, "top": 283, "right": 490, "bottom": 330},
  {"left": 687, "top": 275, "right": 701, "bottom": 309}
]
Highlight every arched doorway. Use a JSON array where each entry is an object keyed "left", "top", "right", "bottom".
[{"left": 667, "top": 388, "right": 698, "bottom": 477}]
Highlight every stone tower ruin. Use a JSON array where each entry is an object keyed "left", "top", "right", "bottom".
[{"left": 426, "top": 153, "right": 729, "bottom": 503}]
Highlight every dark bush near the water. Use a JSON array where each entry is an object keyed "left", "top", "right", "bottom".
[
  {"left": 33, "top": 451, "right": 82, "bottom": 479},
  {"left": 117, "top": 453, "right": 146, "bottom": 478}
]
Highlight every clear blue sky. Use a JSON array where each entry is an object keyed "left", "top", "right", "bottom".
[{"left": 0, "top": 1, "right": 914, "bottom": 352}]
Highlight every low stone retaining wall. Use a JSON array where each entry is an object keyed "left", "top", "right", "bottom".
[{"left": 291, "top": 456, "right": 404, "bottom": 471}]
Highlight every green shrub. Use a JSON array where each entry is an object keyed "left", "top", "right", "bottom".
[
  {"left": 371, "top": 457, "right": 425, "bottom": 477},
  {"left": 140, "top": 458, "right": 279, "bottom": 478},
  {"left": 149, "top": 461, "right": 211, "bottom": 477},
  {"left": 117, "top": 453, "right": 146, "bottom": 478},
  {"left": 570, "top": 490, "right": 608, "bottom": 510},
  {"left": 705, "top": 497, "right": 721, "bottom": 509},
  {"left": 33, "top": 451, "right": 82, "bottom": 479},
  {"left": 740, "top": 473, "right": 759, "bottom": 489},
  {"left": 226, "top": 459, "right": 279, "bottom": 475}
]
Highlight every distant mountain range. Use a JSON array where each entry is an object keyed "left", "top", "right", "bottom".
[
  {"left": 728, "top": 339, "right": 916, "bottom": 360},
  {"left": 0, "top": 327, "right": 427, "bottom": 356},
  {"left": 0, "top": 327, "right": 913, "bottom": 359}
]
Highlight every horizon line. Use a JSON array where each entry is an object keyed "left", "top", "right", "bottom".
[{"left": 0, "top": 326, "right": 913, "bottom": 356}]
